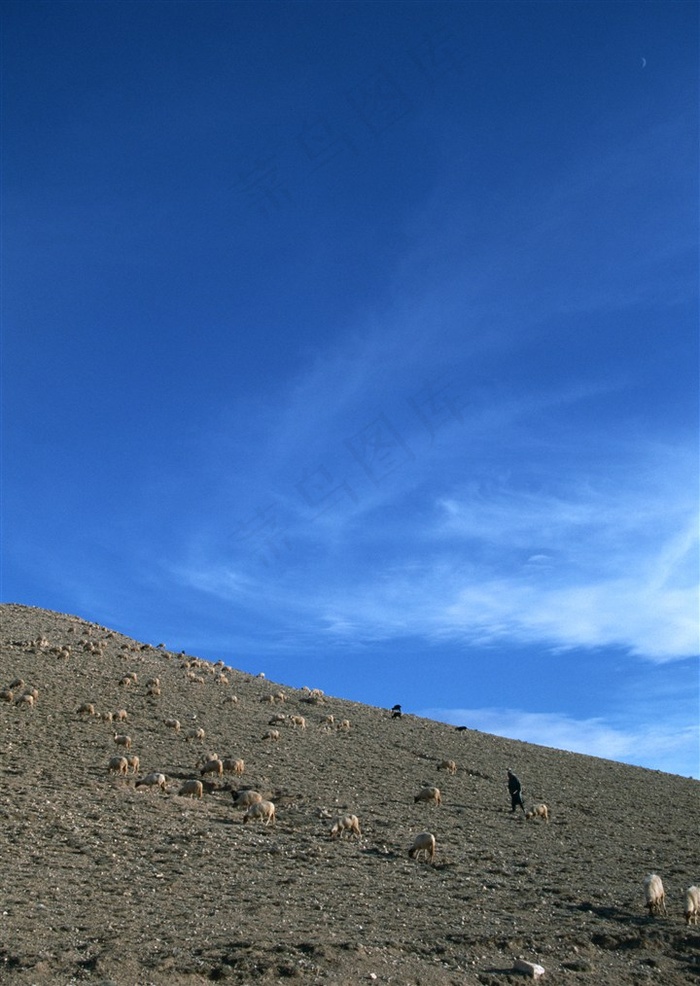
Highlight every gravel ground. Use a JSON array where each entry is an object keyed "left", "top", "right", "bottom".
[{"left": 0, "top": 603, "right": 698, "bottom": 985}]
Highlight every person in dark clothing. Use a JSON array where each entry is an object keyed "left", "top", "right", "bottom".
[{"left": 507, "top": 768, "right": 525, "bottom": 813}]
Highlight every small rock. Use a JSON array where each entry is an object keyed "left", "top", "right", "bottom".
[{"left": 513, "top": 958, "right": 545, "bottom": 978}]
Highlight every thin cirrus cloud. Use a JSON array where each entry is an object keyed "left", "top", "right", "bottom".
[{"left": 418, "top": 707, "right": 699, "bottom": 778}]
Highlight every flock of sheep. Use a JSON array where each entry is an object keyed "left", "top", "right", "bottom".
[{"left": 2, "top": 624, "right": 698, "bottom": 932}]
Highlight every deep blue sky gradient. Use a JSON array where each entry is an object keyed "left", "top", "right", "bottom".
[{"left": 3, "top": 1, "right": 698, "bottom": 776}]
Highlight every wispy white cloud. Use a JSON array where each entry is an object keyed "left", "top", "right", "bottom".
[{"left": 419, "top": 706, "right": 700, "bottom": 779}]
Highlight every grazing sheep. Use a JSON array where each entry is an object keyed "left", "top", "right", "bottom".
[
  {"left": 77, "top": 702, "right": 96, "bottom": 716},
  {"left": 179, "top": 779, "right": 204, "bottom": 799},
  {"left": 185, "top": 727, "right": 206, "bottom": 742},
  {"left": 243, "top": 800, "right": 276, "bottom": 826},
  {"left": 9, "top": 678, "right": 25, "bottom": 690},
  {"left": 336, "top": 719, "right": 351, "bottom": 732},
  {"left": 330, "top": 814, "right": 362, "bottom": 839},
  {"left": 136, "top": 772, "right": 167, "bottom": 791},
  {"left": 200, "top": 758, "right": 224, "bottom": 778},
  {"left": 263, "top": 729, "right": 280, "bottom": 741},
  {"left": 408, "top": 831, "right": 436, "bottom": 862},
  {"left": 414, "top": 786, "right": 442, "bottom": 807},
  {"left": 164, "top": 718, "right": 181, "bottom": 732},
  {"left": 118, "top": 676, "right": 133, "bottom": 687},
  {"left": 223, "top": 695, "right": 239, "bottom": 705},
  {"left": 113, "top": 733, "right": 132, "bottom": 750},
  {"left": 114, "top": 709, "right": 128, "bottom": 722},
  {"left": 232, "top": 790, "right": 263, "bottom": 808},
  {"left": 644, "top": 873, "right": 666, "bottom": 915},
  {"left": 16, "top": 693, "right": 34, "bottom": 709},
  {"left": 321, "top": 714, "right": 334, "bottom": 726},
  {"left": 101, "top": 711, "right": 114, "bottom": 723},
  {"left": 525, "top": 803, "right": 550, "bottom": 823},
  {"left": 147, "top": 686, "right": 161, "bottom": 698},
  {"left": 146, "top": 677, "right": 160, "bottom": 689},
  {"left": 289, "top": 715, "right": 307, "bottom": 729},
  {"left": 268, "top": 713, "right": 286, "bottom": 725},
  {"left": 108, "top": 756, "right": 129, "bottom": 775},
  {"left": 222, "top": 758, "right": 245, "bottom": 776},
  {"left": 0, "top": 689, "right": 14, "bottom": 703},
  {"left": 684, "top": 886, "right": 700, "bottom": 925},
  {"left": 127, "top": 755, "right": 140, "bottom": 774},
  {"left": 437, "top": 759, "right": 457, "bottom": 775}
]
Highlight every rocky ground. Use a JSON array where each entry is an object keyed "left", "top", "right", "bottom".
[{"left": 0, "top": 603, "right": 698, "bottom": 985}]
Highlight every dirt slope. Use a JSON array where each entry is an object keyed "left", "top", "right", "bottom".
[{"left": 0, "top": 603, "right": 698, "bottom": 985}]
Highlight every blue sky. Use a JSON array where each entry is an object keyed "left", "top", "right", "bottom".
[{"left": 3, "top": 1, "right": 698, "bottom": 777}]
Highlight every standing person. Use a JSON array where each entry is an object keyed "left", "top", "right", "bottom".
[{"left": 507, "top": 768, "right": 525, "bottom": 814}]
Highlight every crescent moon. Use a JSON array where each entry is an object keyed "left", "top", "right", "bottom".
[{"left": 641, "top": 57, "right": 647, "bottom": 68}]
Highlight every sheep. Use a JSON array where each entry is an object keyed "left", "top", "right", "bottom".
[
  {"left": 179, "top": 779, "right": 204, "bottom": 799},
  {"left": 127, "top": 755, "right": 140, "bottom": 774},
  {"left": 113, "top": 733, "right": 132, "bottom": 750},
  {"left": 263, "top": 729, "right": 280, "bottom": 741},
  {"left": 185, "top": 727, "right": 206, "bottom": 742},
  {"left": 644, "top": 873, "right": 666, "bottom": 915},
  {"left": 289, "top": 715, "right": 307, "bottom": 729},
  {"left": 8, "top": 677, "right": 24, "bottom": 690},
  {"left": 147, "top": 686, "right": 161, "bottom": 698},
  {"left": 684, "top": 886, "right": 700, "bottom": 925},
  {"left": 243, "top": 800, "right": 276, "bottom": 826},
  {"left": 101, "top": 711, "right": 114, "bottom": 723},
  {"left": 232, "top": 789, "right": 263, "bottom": 808},
  {"left": 222, "top": 758, "right": 245, "bottom": 776},
  {"left": 146, "top": 677, "right": 160, "bottom": 688},
  {"left": 525, "top": 803, "right": 549, "bottom": 823},
  {"left": 0, "top": 689, "right": 13, "bottom": 703},
  {"left": 164, "top": 718, "right": 181, "bottom": 732},
  {"left": 408, "top": 831, "right": 436, "bottom": 862},
  {"left": 200, "top": 758, "right": 224, "bottom": 778},
  {"left": 223, "top": 695, "right": 239, "bottom": 705},
  {"left": 437, "top": 759, "right": 457, "bottom": 775},
  {"left": 321, "top": 714, "right": 335, "bottom": 726},
  {"left": 114, "top": 709, "right": 128, "bottom": 722},
  {"left": 414, "top": 786, "right": 442, "bottom": 806},
  {"left": 268, "top": 713, "right": 287, "bottom": 725},
  {"left": 108, "top": 755, "right": 129, "bottom": 775},
  {"left": 330, "top": 814, "right": 362, "bottom": 839},
  {"left": 336, "top": 719, "right": 351, "bottom": 732},
  {"left": 119, "top": 676, "right": 133, "bottom": 687},
  {"left": 16, "top": 693, "right": 34, "bottom": 709},
  {"left": 77, "top": 702, "right": 96, "bottom": 716},
  {"left": 136, "top": 772, "right": 167, "bottom": 791}
]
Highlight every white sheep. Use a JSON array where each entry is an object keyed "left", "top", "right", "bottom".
[
  {"left": 127, "top": 755, "right": 140, "bottom": 774},
  {"left": 113, "top": 733, "right": 132, "bottom": 750},
  {"left": 684, "top": 886, "right": 700, "bottom": 925},
  {"left": 185, "top": 727, "right": 206, "bottom": 742},
  {"left": 16, "top": 693, "right": 34, "bottom": 709},
  {"left": 179, "top": 779, "right": 204, "bottom": 799},
  {"left": 262, "top": 729, "right": 280, "bottom": 741},
  {"left": 77, "top": 702, "right": 96, "bottom": 716},
  {"left": 289, "top": 715, "right": 307, "bottom": 729},
  {"left": 223, "top": 695, "right": 239, "bottom": 705},
  {"left": 114, "top": 709, "right": 128, "bottom": 722},
  {"left": 107, "top": 755, "right": 129, "bottom": 775},
  {"left": 525, "top": 803, "right": 550, "bottom": 823},
  {"left": 232, "top": 789, "right": 263, "bottom": 808},
  {"left": 414, "top": 786, "right": 442, "bottom": 807},
  {"left": 330, "top": 814, "right": 361, "bottom": 839},
  {"left": 437, "top": 759, "right": 457, "bottom": 775},
  {"left": 222, "top": 758, "right": 245, "bottom": 776},
  {"left": 336, "top": 719, "right": 351, "bottom": 732},
  {"left": 243, "top": 800, "right": 276, "bottom": 826},
  {"left": 0, "top": 689, "right": 14, "bottom": 703},
  {"left": 268, "top": 713, "right": 287, "bottom": 725},
  {"left": 644, "top": 873, "right": 666, "bottom": 915},
  {"left": 164, "top": 718, "right": 181, "bottom": 732},
  {"left": 408, "top": 831, "right": 436, "bottom": 862},
  {"left": 200, "top": 758, "right": 224, "bottom": 778},
  {"left": 136, "top": 772, "right": 167, "bottom": 791}
]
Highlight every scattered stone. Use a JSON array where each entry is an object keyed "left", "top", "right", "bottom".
[{"left": 513, "top": 958, "right": 546, "bottom": 978}]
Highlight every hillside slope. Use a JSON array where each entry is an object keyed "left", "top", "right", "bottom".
[{"left": 0, "top": 603, "right": 698, "bottom": 985}]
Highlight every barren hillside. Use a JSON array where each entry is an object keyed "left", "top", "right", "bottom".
[{"left": 0, "top": 603, "right": 698, "bottom": 985}]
